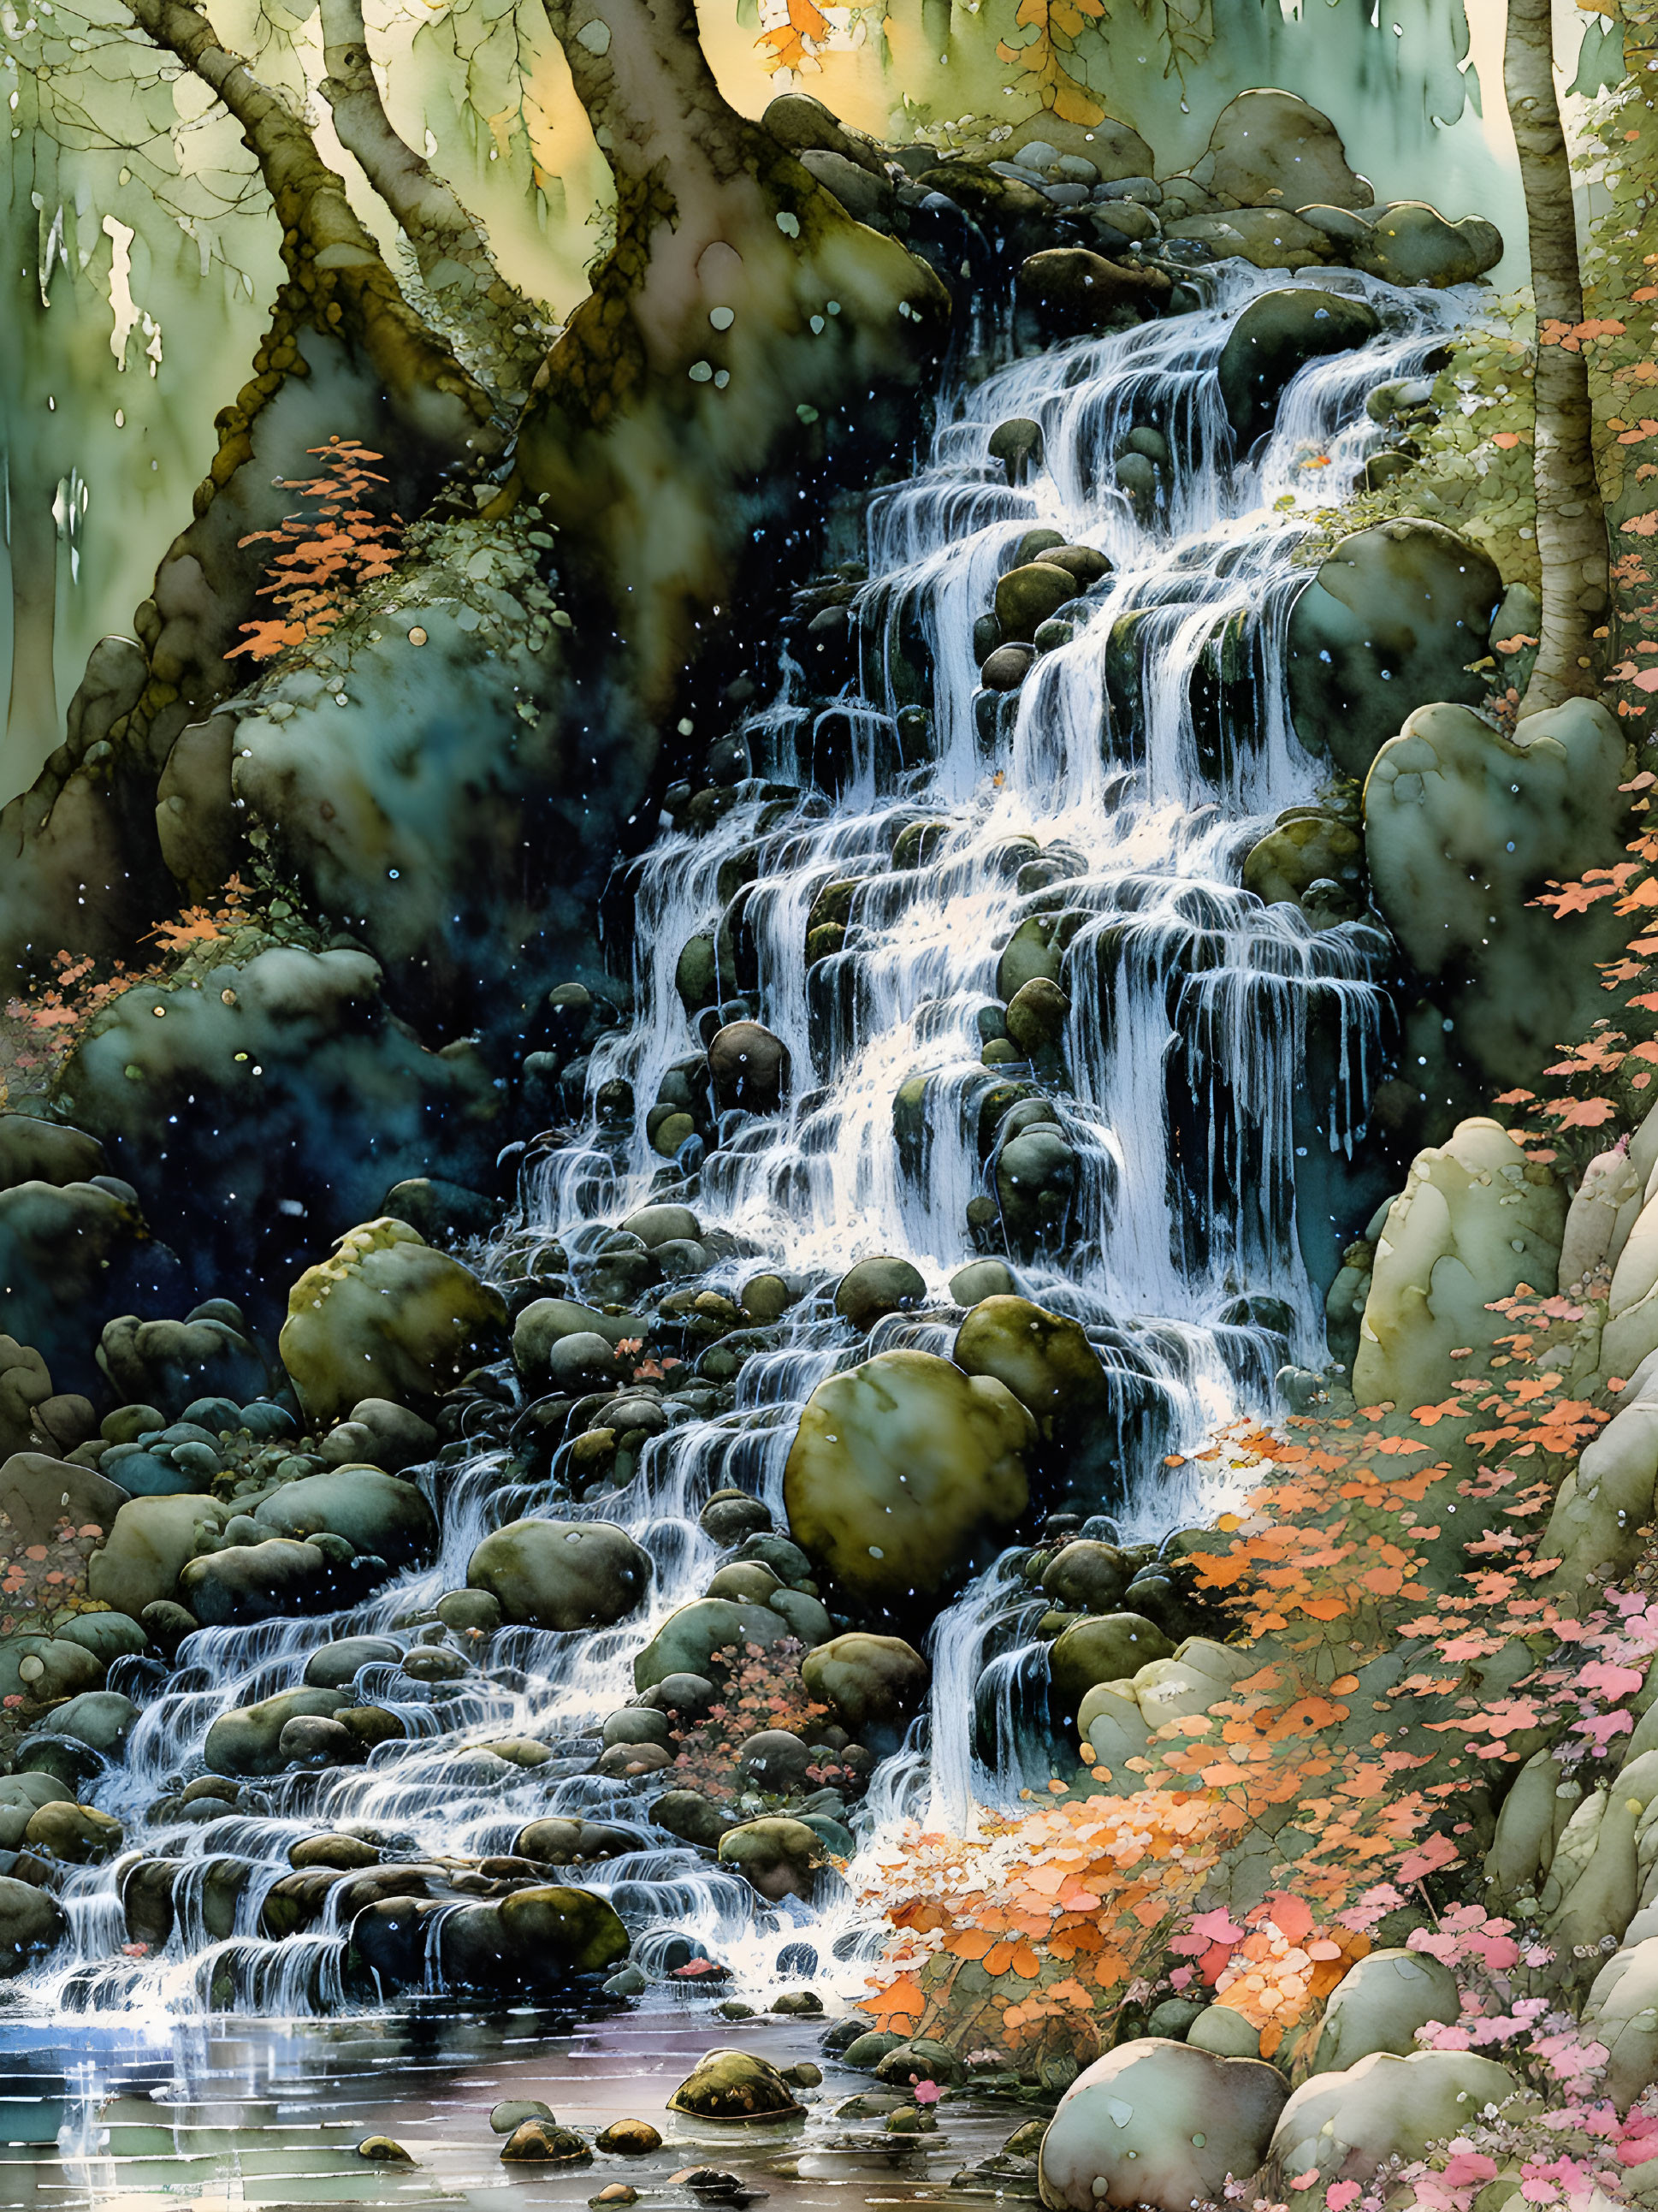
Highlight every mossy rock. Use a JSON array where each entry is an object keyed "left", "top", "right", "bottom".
[
  {"left": 1049, "top": 1613, "right": 1174, "bottom": 1714},
  {"left": 784, "top": 1349, "right": 1033, "bottom": 1616},
  {"left": 467, "top": 1518, "right": 650, "bottom": 1632},
  {"left": 667, "top": 2048, "right": 804, "bottom": 2122},
  {"left": 633, "top": 1597, "right": 795, "bottom": 1690},
  {"left": 279, "top": 1219, "right": 506, "bottom": 1425},
  {"left": 253, "top": 1466, "right": 437, "bottom": 1565},
  {"left": 1285, "top": 521, "right": 1501, "bottom": 779},
  {"left": 1216, "top": 288, "right": 1381, "bottom": 448},
  {"left": 718, "top": 1816, "right": 826, "bottom": 1902}
]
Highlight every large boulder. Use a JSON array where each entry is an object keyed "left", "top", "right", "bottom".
[
  {"left": 1183, "top": 90, "right": 1370, "bottom": 211},
  {"left": 1216, "top": 288, "right": 1381, "bottom": 449},
  {"left": 1363, "top": 698, "right": 1629, "bottom": 1093},
  {"left": 180, "top": 1538, "right": 335, "bottom": 1627},
  {"left": 783, "top": 1349, "right": 1034, "bottom": 1616},
  {"left": 718, "top": 1816, "right": 826, "bottom": 1901},
  {"left": 1356, "top": 202, "right": 1502, "bottom": 288},
  {"left": 86, "top": 1492, "right": 228, "bottom": 1616},
  {"left": 253, "top": 1466, "right": 437, "bottom": 1566},
  {"left": 0, "top": 1452, "right": 128, "bottom": 1547},
  {"left": 1286, "top": 524, "right": 1502, "bottom": 780},
  {"left": 801, "top": 1634, "right": 928, "bottom": 1750},
  {"left": 953, "top": 1296, "right": 1116, "bottom": 1497},
  {"left": 1264, "top": 2049, "right": 1523, "bottom": 2192},
  {"left": 1015, "top": 249, "right": 1169, "bottom": 337},
  {"left": 1038, "top": 2039, "right": 1289, "bottom": 2211},
  {"left": 1353, "top": 1118, "right": 1564, "bottom": 1411},
  {"left": 467, "top": 1518, "right": 650, "bottom": 1633},
  {"left": 279, "top": 1218, "right": 506, "bottom": 1424}
]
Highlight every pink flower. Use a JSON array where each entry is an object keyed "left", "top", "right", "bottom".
[
  {"left": 913, "top": 2081, "right": 941, "bottom": 2108},
  {"left": 1324, "top": 2185, "right": 1361, "bottom": 2209}
]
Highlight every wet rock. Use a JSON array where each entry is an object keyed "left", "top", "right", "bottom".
[
  {"left": 1042, "top": 1539, "right": 1132, "bottom": 1614},
  {"left": 0, "top": 1634, "right": 102, "bottom": 1705},
  {"left": 515, "top": 1816, "right": 635, "bottom": 1864},
  {"left": 205, "top": 1687, "right": 344, "bottom": 1777},
  {"left": 0, "top": 1875, "right": 66, "bottom": 1972},
  {"left": 1364, "top": 697, "right": 1627, "bottom": 1093},
  {"left": 1243, "top": 809, "right": 1365, "bottom": 911},
  {"left": 784, "top": 1349, "right": 1033, "bottom": 1616},
  {"left": 602, "top": 1707, "right": 672, "bottom": 1751},
  {"left": 435, "top": 1588, "right": 500, "bottom": 1634},
  {"left": 874, "top": 2037, "right": 962, "bottom": 2085},
  {"left": 996, "top": 916, "right": 1066, "bottom": 1002},
  {"left": 736, "top": 1728, "right": 814, "bottom": 1790},
  {"left": 0, "top": 1115, "right": 107, "bottom": 1193},
  {"left": 467, "top": 1518, "right": 651, "bottom": 1631},
  {"left": 1049, "top": 1613, "right": 1175, "bottom": 1716},
  {"left": 621, "top": 1203, "right": 702, "bottom": 1249},
  {"left": 718, "top": 1816, "right": 826, "bottom": 1902},
  {"left": 652, "top": 1789, "right": 737, "bottom": 1850},
  {"left": 1216, "top": 288, "right": 1381, "bottom": 448},
  {"left": 1016, "top": 248, "right": 1170, "bottom": 336},
  {"left": 949, "top": 1259, "right": 1017, "bottom": 1305},
  {"left": 708, "top": 1022, "right": 790, "bottom": 1116},
  {"left": 1038, "top": 2039, "right": 1289, "bottom": 2211},
  {"left": 139, "top": 1598, "right": 198, "bottom": 1654},
  {"left": 701, "top": 1489, "right": 772, "bottom": 1545},
  {"left": 56, "top": 1611, "right": 146, "bottom": 1666},
  {"left": 593, "top": 2186, "right": 638, "bottom": 2204},
  {"left": 995, "top": 1129, "right": 1077, "bottom": 1251},
  {"left": 1164, "top": 209, "right": 1335, "bottom": 272},
  {"left": 0, "top": 1442, "right": 127, "bottom": 1548},
  {"left": 303, "top": 1635, "right": 401, "bottom": 1689},
  {"left": 1184, "top": 89, "right": 1370, "bottom": 211},
  {"left": 667, "top": 2048, "right": 804, "bottom": 2122},
  {"left": 706, "top": 1561, "right": 782, "bottom": 1604},
  {"left": 358, "top": 2136, "right": 412, "bottom": 2161},
  {"left": 1004, "top": 978, "right": 1069, "bottom": 1057},
  {"left": 333, "top": 1397, "right": 437, "bottom": 1473},
  {"left": 512, "top": 1298, "right": 639, "bottom": 1388},
  {"left": 988, "top": 418, "right": 1043, "bottom": 485},
  {"left": 955, "top": 1296, "right": 1114, "bottom": 1493},
  {"left": 995, "top": 563, "right": 1081, "bottom": 643},
  {"left": 181, "top": 1539, "right": 336, "bottom": 1628},
  {"left": 1264, "top": 2050, "right": 1523, "bottom": 2193},
  {"left": 634, "top": 1598, "right": 796, "bottom": 1688},
  {"left": 841, "top": 2030, "right": 908, "bottom": 2070},
  {"left": 279, "top": 1219, "right": 506, "bottom": 1425},
  {"left": 48, "top": 1691, "right": 138, "bottom": 1755},
  {"left": 980, "top": 643, "right": 1035, "bottom": 691},
  {"left": 501, "top": 2120, "right": 592, "bottom": 2163},
  {"left": 254, "top": 1466, "right": 437, "bottom": 1566},
  {"left": 1286, "top": 522, "right": 1502, "bottom": 779},
  {"left": 492, "top": 2097, "right": 555, "bottom": 2133},
  {"left": 24, "top": 1800, "right": 123, "bottom": 1862},
  {"left": 834, "top": 1256, "right": 927, "bottom": 1331},
  {"left": 596, "top": 2119, "right": 663, "bottom": 2154},
  {"left": 88, "top": 1493, "right": 228, "bottom": 1616},
  {"left": 290, "top": 1834, "right": 380, "bottom": 1871},
  {"left": 1356, "top": 201, "right": 1502, "bottom": 288},
  {"left": 802, "top": 1634, "right": 928, "bottom": 1751}
]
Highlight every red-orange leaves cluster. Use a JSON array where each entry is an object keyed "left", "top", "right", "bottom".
[{"left": 228, "top": 439, "right": 403, "bottom": 661}]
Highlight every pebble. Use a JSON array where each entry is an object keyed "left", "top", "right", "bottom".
[
  {"left": 596, "top": 2119, "right": 663, "bottom": 2155},
  {"left": 593, "top": 2189, "right": 639, "bottom": 2206}
]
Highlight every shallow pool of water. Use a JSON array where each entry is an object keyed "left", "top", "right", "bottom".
[{"left": 0, "top": 1999, "right": 1027, "bottom": 2211}]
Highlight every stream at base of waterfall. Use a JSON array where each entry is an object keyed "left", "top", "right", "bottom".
[{"left": 5, "top": 264, "right": 1471, "bottom": 2095}]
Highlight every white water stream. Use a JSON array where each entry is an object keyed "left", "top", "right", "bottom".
[{"left": 10, "top": 262, "right": 1469, "bottom": 2034}]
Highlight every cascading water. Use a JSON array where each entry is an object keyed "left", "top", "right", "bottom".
[{"left": 11, "top": 261, "right": 1473, "bottom": 2032}]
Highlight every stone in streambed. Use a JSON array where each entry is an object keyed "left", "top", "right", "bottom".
[
  {"left": 995, "top": 563, "right": 1080, "bottom": 643},
  {"left": 1356, "top": 201, "right": 1502, "bottom": 288},
  {"left": 784, "top": 1350, "right": 1033, "bottom": 1615},
  {"left": 181, "top": 1539, "right": 335, "bottom": 1628},
  {"left": 708, "top": 1023, "right": 789, "bottom": 1115},
  {"left": 632, "top": 1598, "right": 795, "bottom": 1690},
  {"left": 253, "top": 1465, "right": 436, "bottom": 1565},
  {"left": 802, "top": 1634, "right": 927, "bottom": 1751},
  {"left": 204, "top": 1687, "right": 344, "bottom": 1778},
  {"left": 467, "top": 1518, "right": 650, "bottom": 1632},
  {"left": 1216, "top": 288, "right": 1381, "bottom": 448},
  {"left": 718, "top": 1817, "right": 826, "bottom": 1903},
  {"left": 24, "top": 1800, "right": 122, "bottom": 1862},
  {"left": 700, "top": 1488, "right": 772, "bottom": 1545},
  {"left": 667, "top": 2049, "right": 803, "bottom": 2122},
  {"left": 88, "top": 1492, "right": 228, "bottom": 1616},
  {"left": 492, "top": 2097, "right": 554, "bottom": 2134},
  {"left": 514, "top": 1816, "right": 634, "bottom": 1864},
  {"left": 1037, "top": 2039, "right": 1288, "bottom": 2211},
  {"left": 500, "top": 2119, "right": 591, "bottom": 2162},
  {"left": 834, "top": 1254, "right": 927, "bottom": 1331},
  {"left": 955, "top": 1296, "right": 1115, "bottom": 1492},
  {"left": 1263, "top": 2049, "right": 1523, "bottom": 2193},
  {"left": 1016, "top": 248, "right": 1170, "bottom": 336},
  {"left": 304, "top": 1635, "right": 402, "bottom": 1688},
  {"left": 596, "top": 2119, "right": 662, "bottom": 2155},
  {"left": 279, "top": 1219, "right": 506, "bottom": 1425}
]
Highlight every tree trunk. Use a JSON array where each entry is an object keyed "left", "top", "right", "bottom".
[
  {"left": 317, "top": 0, "right": 551, "bottom": 393},
  {"left": 1504, "top": 0, "right": 1609, "bottom": 716}
]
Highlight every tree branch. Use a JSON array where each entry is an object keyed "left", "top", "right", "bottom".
[
  {"left": 317, "top": 0, "right": 550, "bottom": 388},
  {"left": 1504, "top": 0, "right": 1608, "bottom": 717}
]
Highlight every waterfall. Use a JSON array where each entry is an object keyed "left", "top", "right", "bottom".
[{"left": 13, "top": 263, "right": 1473, "bottom": 2027}]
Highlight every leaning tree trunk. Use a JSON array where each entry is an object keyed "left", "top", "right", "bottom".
[
  {"left": 317, "top": 0, "right": 552, "bottom": 394},
  {"left": 1504, "top": 0, "right": 1609, "bottom": 716},
  {"left": 517, "top": 0, "right": 949, "bottom": 713},
  {"left": 0, "top": 0, "right": 504, "bottom": 987}
]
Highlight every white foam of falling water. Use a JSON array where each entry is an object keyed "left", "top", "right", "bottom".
[{"left": 16, "top": 264, "right": 1482, "bottom": 2027}]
